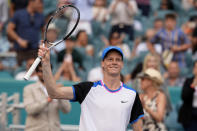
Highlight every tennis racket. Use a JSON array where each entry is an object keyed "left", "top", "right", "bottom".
[{"left": 24, "top": 4, "right": 80, "bottom": 80}]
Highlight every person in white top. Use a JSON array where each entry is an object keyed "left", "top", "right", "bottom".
[
  {"left": 38, "top": 44, "right": 144, "bottom": 131},
  {"left": 108, "top": 0, "right": 138, "bottom": 40}
]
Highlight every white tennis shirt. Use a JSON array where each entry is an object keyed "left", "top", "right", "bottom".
[{"left": 71, "top": 80, "right": 144, "bottom": 131}]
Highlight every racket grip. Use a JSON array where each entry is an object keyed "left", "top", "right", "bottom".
[{"left": 24, "top": 57, "right": 42, "bottom": 80}]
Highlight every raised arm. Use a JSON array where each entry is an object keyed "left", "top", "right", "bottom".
[{"left": 38, "top": 44, "right": 74, "bottom": 100}]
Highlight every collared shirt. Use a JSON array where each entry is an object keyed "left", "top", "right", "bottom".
[
  {"left": 11, "top": 9, "right": 44, "bottom": 51},
  {"left": 151, "top": 28, "right": 190, "bottom": 67}
]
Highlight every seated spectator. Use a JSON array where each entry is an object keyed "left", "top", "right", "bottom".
[
  {"left": 178, "top": 60, "right": 197, "bottom": 130},
  {"left": 153, "top": 18, "right": 164, "bottom": 32},
  {"left": 139, "top": 68, "right": 167, "bottom": 131},
  {"left": 159, "top": 0, "right": 174, "bottom": 11},
  {"left": 15, "top": 58, "right": 38, "bottom": 81},
  {"left": 130, "top": 18, "right": 163, "bottom": 59},
  {"left": 54, "top": 59, "right": 81, "bottom": 82},
  {"left": 57, "top": 37, "right": 83, "bottom": 70},
  {"left": 75, "top": 30, "right": 89, "bottom": 48},
  {"left": 163, "top": 61, "right": 185, "bottom": 87},
  {"left": 130, "top": 29, "right": 162, "bottom": 59},
  {"left": 101, "top": 32, "right": 131, "bottom": 59},
  {"left": 125, "top": 53, "right": 161, "bottom": 91},
  {"left": 46, "top": 23, "right": 65, "bottom": 54},
  {"left": 125, "top": 53, "right": 172, "bottom": 113}
]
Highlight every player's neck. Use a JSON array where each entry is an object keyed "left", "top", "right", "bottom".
[{"left": 103, "top": 75, "right": 121, "bottom": 90}]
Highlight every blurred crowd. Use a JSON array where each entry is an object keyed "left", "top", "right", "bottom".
[{"left": 1, "top": 0, "right": 197, "bottom": 130}]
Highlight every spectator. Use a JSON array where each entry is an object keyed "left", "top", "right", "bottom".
[
  {"left": 126, "top": 53, "right": 161, "bottom": 92},
  {"left": 101, "top": 32, "right": 131, "bottom": 59},
  {"left": 163, "top": 61, "right": 185, "bottom": 87},
  {"left": 45, "top": 23, "right": 65, "bottom": 54},
  {"left": 178, "top": 60, "right": 197, "bottom": 130},
  {"left": 7, "top": 0, "right": 44, "bottom": 66},
  {"left": 85, "top": 44, "right": 94, "bottom": 57},
  {"left": 148, "top": 13, "right": 191, "bottom": 69},
  {"left": 181, "top": 0, "right": 194, "bottom": 11},
  {"left": 54, "top": 60, "right": 81, "bottom": 82},
  {"left": 130, "top": 18, "right": 164, "bottom": 59},
  {"left": 67, "top": 0, "right": 95, "bottom": 35},
  {"left": 136, "top": 0, "right": 151, "bottom": 17},
  {"left": 153, "top": 18, "right": 164, "bottom": 32},
  {"left": 159, "top": 0, "right": 174, "bottom": 11},
  {"left": 0, "top": 0, "right": 8, "bottom": 36},
  {"left": 108, "top": 0, "right": 138, "bottom": 40},
  {"left": 9, "top": 0, "right": 28, "bottom": 17},
  {"left": 125, "top": 53, "right": 172, "bottom": 114},
  {"left": 15, "top": 58, "right": 38, "bottom": 81},
  {"left": 92, "top": 0, "right": 108, "bottom": 23},
  {"left": 75, "top": 30, "right": 89, "bottom": 48},
  {"left": 130, "top": 29, "right": 162, "bottom": 59},
  {"left": 23, "top": 63, "right": 71, "bottom": 131},
  {"left": 57, "top": 37, "right": 84, "bottom": 70},
  {"left": 139, "top": 68, "right": 167, "bottom": 131},
  {"left": 191, "top": 19, "right": 197, "bottom": 60}
]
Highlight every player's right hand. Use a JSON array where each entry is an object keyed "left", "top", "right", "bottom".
[{"left": 38, "top": 40, "right": 50, "bottom": 63}]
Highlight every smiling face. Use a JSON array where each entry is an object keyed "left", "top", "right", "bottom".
[
  {"left": 141, "top": 77, "right": 153, "bottom": 91},
  {"left": 146, "top": 56, "right": 159, "bottom": 70},
  {"left": 101, "top": 51, "right": 123, "bottom": 77}
]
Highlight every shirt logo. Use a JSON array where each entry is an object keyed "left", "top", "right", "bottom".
[{"left": 121, "top": 100, "right": 128, "bottom": 103}]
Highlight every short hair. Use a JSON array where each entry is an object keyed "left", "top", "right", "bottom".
[
  {"left": 165, "top": 13, "right": 177, "bottom": 20},
  {"left": 76, "top": 30, "right": 86, "bottom": 39},
  {"left": 154, "top": 18, "right": 163, "bottom": 22},
  {"left": 109, "top": 31, "right": 120, "bottom": 41}
]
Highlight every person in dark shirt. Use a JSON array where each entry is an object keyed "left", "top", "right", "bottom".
[{"left": 7, "top": 0, "right": 44, "bottom": 66}]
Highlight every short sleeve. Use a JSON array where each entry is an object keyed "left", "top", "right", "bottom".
[
  {"left": 129, "top": 93, "right": 144, "bottom": 124},
  {"left": 10, "top": 11, "right": 19, "bottom": 24},
  {"left": 71, "top": 82, "right": 93, "bottom": 104}
]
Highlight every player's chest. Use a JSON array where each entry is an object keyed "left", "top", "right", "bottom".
[{"left": 85, "top": 88, "right": 134, "bottom": 112}]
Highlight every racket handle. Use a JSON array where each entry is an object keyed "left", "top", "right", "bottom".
[{"left": 24, "top": 57, "right": 42, "bottom": 80}]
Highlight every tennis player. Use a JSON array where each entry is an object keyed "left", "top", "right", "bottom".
[{"left": 38, "top": 45, "right": 144, "bottom": 131}]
